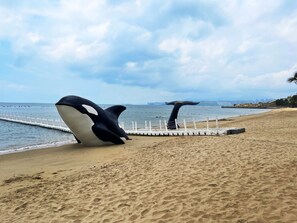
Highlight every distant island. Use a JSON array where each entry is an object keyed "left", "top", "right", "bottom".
[
  {"left": 147, "top": 98, "right": 273, "bottom": 107},
  {"left": 222, "top": 94, "right": 297, "bottom": 109},
  {"left": 147, "top": 94, "right": 297, "bottom": 109},
  {"left": 147, "top": 100, "right": 272, "bottom": 107}
]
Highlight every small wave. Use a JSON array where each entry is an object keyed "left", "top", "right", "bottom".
[{"left": 0, "top": 140, "right": 76, "bottom": 156}]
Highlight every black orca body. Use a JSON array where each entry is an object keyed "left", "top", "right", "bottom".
[
  {"left": 55, "top": 95, "right": 129, "bottom": 146},
  {"left": 166, "top": 101, "right": 200, "bottom": 129}
]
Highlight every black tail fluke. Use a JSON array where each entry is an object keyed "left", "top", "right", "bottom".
[{"left": 166, "top": 101, "right": 199, "bottom": 130}]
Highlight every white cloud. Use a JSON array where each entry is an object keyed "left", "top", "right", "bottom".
[
  {"left": 0, "top": 7, "right": 23, "bottom": 38},
  {"left": 276, "top": 12, "right": 297, "bottom": 43},
  {"left": 219, "top": 0, "right": 283, "bottom": 25},
  {"left": 236, "top": 37, "right": 258, "bottom": 54},
  {"left": 125, "top": 62, "right": 137, "bottom": 70},
  {"left": 25, "top": 32, "right": 43, "bottom": 43},
  {"left": 86, "top": 22, "right": 110, "bottom": 40},
  {"left": 41, "top": 36, "right": 109, "bottom": 61},
  {"left": 231, "top": 71, "right": 289, "bottom": 89},
  {"left": 0, "top": 0, "right": 296, "bottom": 102},
  {"left": 0, "top": 80, "right": 27, "bottom": 92}
]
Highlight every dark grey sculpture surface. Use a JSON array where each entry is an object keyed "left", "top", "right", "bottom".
[
  {"left": 166, "top": 101, "right": 200, "bottom": 129},
  {"left": 56, "top": 95, "right": 129, "bottom": 145}
]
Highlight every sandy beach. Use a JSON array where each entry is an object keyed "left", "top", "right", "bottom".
[{"left": 0, "top": 108, "right": 296, "bottom": 223}]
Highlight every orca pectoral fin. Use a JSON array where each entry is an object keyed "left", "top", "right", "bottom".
[{"left": 92, "top": 125, "right": 125, "bottom": 144}]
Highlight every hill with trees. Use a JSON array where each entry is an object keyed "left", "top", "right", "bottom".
[{"left": 223, "top": 72, "right": 297, "bottom": 109}]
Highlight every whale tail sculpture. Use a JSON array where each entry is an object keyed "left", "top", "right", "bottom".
[
  {"left": 166, "top": 101, "right": 199, "bottom": 129},
  {"left": 56, "top": 95, "right": 129, "bottom": 146}
]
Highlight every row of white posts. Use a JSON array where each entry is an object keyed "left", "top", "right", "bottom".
[
  {"left": 121, "top": 116, "right": 220, "bottom": 132},
  {"left": 0, "top": 113, "right": 67, "bottom": 128},
  {"left": 0, "top": 113, "right": 221, "bottom": 132}
]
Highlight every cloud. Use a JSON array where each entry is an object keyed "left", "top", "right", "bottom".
[
  {"left": 276, "top": 12, "right": 297, "bottom": 44},
  {"left": 0, "top": 0, "right": 297, "bottom": 102},
  {"left": 0, "top": 80, "right": 27, "bottom": 92}
]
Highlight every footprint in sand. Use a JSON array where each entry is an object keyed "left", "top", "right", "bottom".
[
  {"left": 141, "top": 208, "right": 149, "bottom": 217},
  {"left": 14, "top": 202, "right": 28, "bottom": 211},
  {"left": 129, "top": 214, "right": 138, "bottom": 221},
  {"left": 117, "top": 203, "right": 130, "bottom": 209},
  {"left": 92, "top": 197, "right": 102, "bottom": 203},
  {"left": 163, "top": 195, "right": 177, "bottom": 200},
  {"left": 152, "top": 209, "right": 174, "bottom": 219}
]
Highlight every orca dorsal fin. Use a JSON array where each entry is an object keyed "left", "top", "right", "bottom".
[{"left": 105, "top": 105, "right": 126, "bottom": 120}]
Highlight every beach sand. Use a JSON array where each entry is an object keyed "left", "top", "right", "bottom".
[{"left": 0, "top": 109, "right": 296, "bottom": 223}]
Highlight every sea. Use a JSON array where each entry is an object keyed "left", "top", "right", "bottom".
[{"left": 0, "top": 103, "right": 269, "bottom": 155}]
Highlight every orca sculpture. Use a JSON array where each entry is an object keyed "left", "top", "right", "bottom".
[
  {"left": 166, "top": 101, "right": 200, "bottom": 129},
  {"left": 56, "top": 95, "right": 129, "bottom": 146}
]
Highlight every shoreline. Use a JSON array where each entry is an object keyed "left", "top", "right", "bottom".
[
  {"left": 0, "top": 108, "right": 271, "bottom": 156},
  {"left": 1, "top": 108, "right": 296, "bottom": 222},
  {"left": 221, "top": 105, "right": 278, "bottom": 109},
  {"left": 0, "top": 140, "right": 75, "bottom": 156}
]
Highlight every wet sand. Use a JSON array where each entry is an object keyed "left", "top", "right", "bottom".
[{"left": 0, "top": 108, "right": 296, "bottom": 222}]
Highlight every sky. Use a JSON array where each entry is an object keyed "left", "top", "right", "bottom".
[{"left": 0, "top": 0, "right": 297, "bottom": 104}]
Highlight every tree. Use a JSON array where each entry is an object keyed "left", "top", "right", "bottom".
[
  {"left": 289, "top": 95, "right": 297, "bottom": 107},
  {"left": 287, "top": 72, "right": 297, "bottom": 84}
]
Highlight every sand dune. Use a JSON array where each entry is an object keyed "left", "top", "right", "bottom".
[{"left": 0, "top": 109, "right": 297, "bottom": 222}]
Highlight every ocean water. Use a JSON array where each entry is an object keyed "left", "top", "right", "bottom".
[{"left": 0, "top": 103, "right": 269, "bottom": 154}]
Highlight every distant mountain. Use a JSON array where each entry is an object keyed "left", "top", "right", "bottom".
[
  {"left": 221, "top": 94, "right": 297, "bottom": 108},
  {"left": 147, "top": 99, "right": 274, "bottom": 106},
  {"left": 147, "top": 102, "right": 166, "bottom": 106}
]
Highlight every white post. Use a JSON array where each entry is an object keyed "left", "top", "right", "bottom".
[
  {"left": 216, "top": 116, "right": 219, "bottom": 129},
  {"left": 145, "top": 120, "right": 147, "bottom": 130},
  {"left": 193, "top": 119, "right": 197, "bottom": 129},
  {"left": 159, "top": 120, "right": 162, "bottom": 130},
  {"left": 149, "top": 121, "right": 152, "bottom": 132},
  {"left": 132, "top": 121, "right": 134, "bottom": 131},
  {"left": 164, "top": 120, "right": 168, "bottom": 131},
  {"left": 135, "top": 121, "right": 138, "bottom": 132},
  {"left": 175, "top": 119, "right": 178, "bottom": 130},
  {"left": 183, "top": 119, "right": 187, "bottom": 131},
  {"left": 206, "top": 117, "right": 209, "bottom": 130}
]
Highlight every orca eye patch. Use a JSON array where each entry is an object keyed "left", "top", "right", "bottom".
[{"left": 82, "top": 104, "right": 98, "bottom": 116}]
